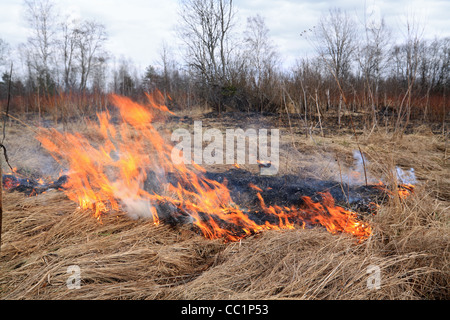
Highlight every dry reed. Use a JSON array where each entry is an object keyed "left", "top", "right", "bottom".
[{"left": 0, "top": 115, "right": 448, "bottom": 300}]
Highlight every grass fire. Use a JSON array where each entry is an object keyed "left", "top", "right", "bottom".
[
  {"left": 1, "top": 90, "right": 447, "bottom": 300},
  {"left": 29, "top": 93, "right": 378, "bottom": 242},
  {"left": 0, "top": 0, "right": 448, "bottom": 302}
]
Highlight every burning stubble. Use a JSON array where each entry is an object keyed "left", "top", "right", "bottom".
[
  {"left": 171, "top": 121, "right": 279, "bottom": 175},
  {"left": 34, "top": 92, "right": 376, "bottom": 242}
]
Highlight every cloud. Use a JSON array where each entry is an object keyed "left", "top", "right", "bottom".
[
  {"left": 1, "top": 0, "right": 449, "bottom": 73},
  {"left": 62, "top": 0, "right": 179, "bottom": 68},
  {"left": 0, "top": 0, "right": 28, "bottom": 46}
]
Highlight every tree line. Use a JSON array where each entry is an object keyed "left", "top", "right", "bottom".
[{"left": 0, "top": 0, "right": 448, "bottom": 130}]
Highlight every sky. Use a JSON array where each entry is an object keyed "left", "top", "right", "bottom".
[{"left": 0, "top": 0, "right": 449, "bottom": 73}]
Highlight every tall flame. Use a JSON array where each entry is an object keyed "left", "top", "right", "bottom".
[{"left": 36, "top": 92, "right": 372, "bottom": 241}]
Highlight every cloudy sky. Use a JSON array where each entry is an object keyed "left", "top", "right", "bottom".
[{"left": 0, "top": 0, "right": 449, "bottom": 71}]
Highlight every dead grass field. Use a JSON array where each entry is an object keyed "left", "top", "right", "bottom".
[{"left": 0, "top": 110, "right": 448, "bottom": 300}]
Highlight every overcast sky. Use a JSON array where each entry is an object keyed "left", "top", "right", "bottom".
[{"left": 0, "top": 0, "right": 449, "bottom": 72}]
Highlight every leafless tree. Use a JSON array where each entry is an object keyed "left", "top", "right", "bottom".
[
  {"left": 24, "top": 0, "right": 58, "bottom": 93},
  {"left": 394, "top": 14, "right": 424, "bottom": 132},
  {"left": 314, "top": 8, "right": 358, "bottom": 83},
  {"left": 74, "top": 20, "right": 107, "bottom": 92},
  {"left": 90, "top": 55, "right": 109, "bottom": 94},
  {"left": 58, "top": 18, "right": 79, "bottom": 91},
  {"left": 357, "top": 11, "right": 391, "bottom": 128},
  {"left": 243, "top": 14, "right": 280, "bottom": 112},
  {"left": 110, "top": 56, "right": 140, "bottom": 97},
  {"left": 312, "top": 8, "right": 359, "bottom": 126},
  {"left": 293, "top": 57, "right": 326, "bottom": 134},
  {"left": 178, "top": 0, "right": 236, "bottom": 110},
  {"left": 157, "top": 41, "right": 178, "bottom": 96}
]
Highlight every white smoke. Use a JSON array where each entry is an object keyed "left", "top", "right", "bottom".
[
  {"left": 395, "top": 167, "right": 417, "bottom": 185},
  {"left": 117, "top": 196, "right": 151, "bottom": 220},
  {"left": 348, "top": 150, "right": 417, "bottom": 185},
  {"left": 112, "top": 180, "right": 158, "bottom": 221},
  {"left": 350, "top": 150, "right": 370, "bottom": 184}
]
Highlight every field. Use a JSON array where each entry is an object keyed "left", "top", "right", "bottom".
[{"left": 0, "top": 105, "right": 448, "bottom": 300}]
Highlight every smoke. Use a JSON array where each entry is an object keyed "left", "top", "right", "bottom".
[
  {"left": 119, "top": 197, "right": 155, "bottom": 221},
  {"left": 349, "top": 150, "right": 417, "bottom": 185},
  {"left": 111, "top": 161, "right": 172, "bottom": 221},
  {"left": 348, "top": 150, "right": 372, "bottom": 185},
  {"left": 112, "top": 179, "right": 159, "bottom": 221},
  {"left": 395, "top": 167, "right": 417, "bottom": 185}
]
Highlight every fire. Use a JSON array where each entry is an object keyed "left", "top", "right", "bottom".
[
  {"left": 249, "top": 183, "right": 263, "bottom": 192},
  {"left": 397, "top": 184, "right": 415, "bottom": 199},
  {"left": 3, "top": 175, "right": 20, "bottom": 190},
  {"left": 36, "top": 92, "right": 373, "bottom": 242},
  {"left": 374, "top": 181, "right": 415, "bottom": 199}
]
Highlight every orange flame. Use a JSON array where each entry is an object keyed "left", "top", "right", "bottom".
[
  {"left": 374, "top": 181, "right": 415, "bottom": 199},
  {"left": 36, "top": 92, "right": 373, "bottom": 241}
]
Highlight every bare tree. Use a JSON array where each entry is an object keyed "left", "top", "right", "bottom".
[
  {"left": 394, "top": 14, "right": 424, "bottom": 132},
  {"left": 357, "top": 11, "right": 391, "bottom": 127},
  {"left": 293, "top": 57, "right": 326, "bottom": 134},
  {"left": 178, "top": 0, "right": 236, "bottom": 110},
  {"left": 24, "top": 0, "right": 58, "bottom": 94},
  {"left": 417, "top": 38, "right": 438, "bottom": 120},
  {"left": 58, "top": 17, "right": 79, "bottom": 91},
  {"left": 312, "top": 8, "right": 358, "bottom": 126},
  {"left": 157, "top": 41, "right": 179, "bottom": 96},
  {"left": 110, "top": 56, "right": 138, "bottom": 97},
  {"left": 90, "top": 55, "right": 108, "bottom": 93},
  {"left": 314, "top": 8, "right": 358, "bottom": 82},
  {"left": 243, "top": 14, "right": 280, "bottom": 112},
  {"left": 217, "top": 0, "right": 234, "bottom": 81},
  {"left": 74, "top": 20, "right": 107, "bottom": 92}
]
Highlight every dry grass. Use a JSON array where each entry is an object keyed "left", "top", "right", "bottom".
[
  {"left": 0, "top": 114, "right": 448, "bottom": 300},
  {"left": 0, "top": 191, "right": 224, "bottom": 299}
]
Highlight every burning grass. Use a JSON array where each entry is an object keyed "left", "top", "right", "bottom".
[
  {"left": 31, "top": 94, "right": 376, "bottom": 241},
  {"left": 0, "top": 96, "right": 448, "bottom": 300},
  {"left": 0, "top": 187, "right": 447, "bottom": 299}
]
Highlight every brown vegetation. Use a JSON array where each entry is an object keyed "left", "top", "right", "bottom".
[
  {"left": 0, "top": 111, "right": 448, "bottom": 300},
  {"left": 0, "top": 0, "right": 448, "bottom": 301}
]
